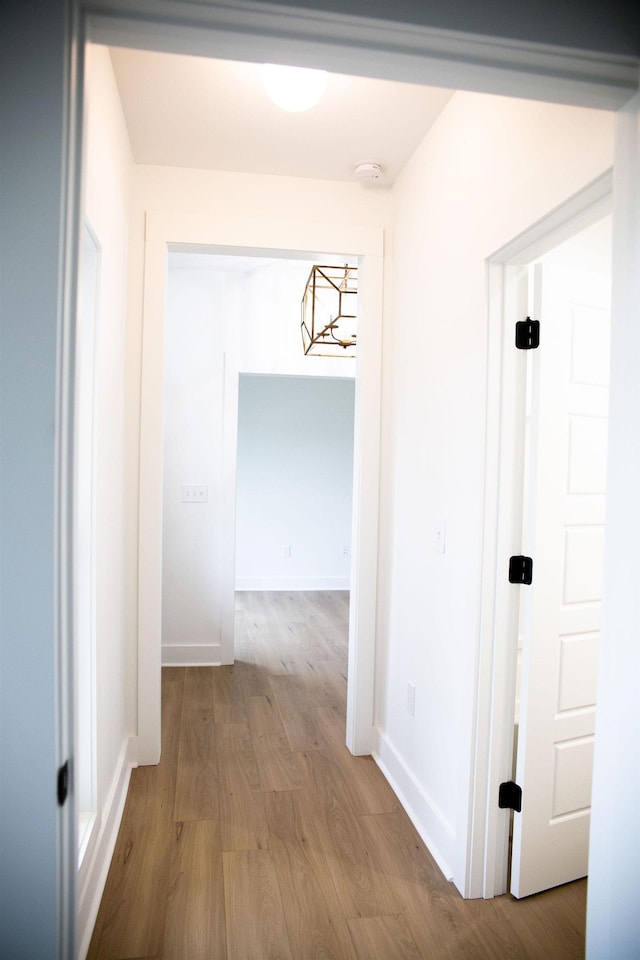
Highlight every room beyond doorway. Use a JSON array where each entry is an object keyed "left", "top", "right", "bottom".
[
  {"left": 160, "top": 252, "right": 357, "bottom": 667},
  {"left": 235, "top": 373, "right": 356, "bottom": 593}
]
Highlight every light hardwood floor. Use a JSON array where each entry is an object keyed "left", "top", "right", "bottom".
[{"left": 87, "top": 591, "right": 586, "bottom": 960}]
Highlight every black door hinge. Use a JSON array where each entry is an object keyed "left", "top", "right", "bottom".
[
  {"left": 57, "top": 760, "right": 69, "bottom": 807},
  {"left": 499, "top": 780, "right": 522, "bottom": 813},
  {"left": 509, "top": 555, "right": 533, "bottom": 585},
  {"left": 515, "top": 317, "right": 540, "bottom": 350}
]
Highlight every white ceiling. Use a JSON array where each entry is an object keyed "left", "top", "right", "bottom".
[{"left": 107, "top": 47, "right": 453, "bottom": 185}]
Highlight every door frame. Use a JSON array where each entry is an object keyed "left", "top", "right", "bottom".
[
  {"left": 85, "top": 0, "right": 637, "bottom": 110},
  {"left": 136, "top": 212, "right": 383, "bottom": 763},
  {"left": 72, "top": 0, "right": 639, "bottom": 925},
  {"left": 471, "top": 171, "right": 613, "bottom": 898}
]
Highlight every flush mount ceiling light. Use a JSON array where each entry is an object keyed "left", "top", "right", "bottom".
[
  {"left": 301, "top": 264, "right": 358, "bottom": 358},
  {"left": 263, "top": 63, "right": 327, "bottom": 112}
]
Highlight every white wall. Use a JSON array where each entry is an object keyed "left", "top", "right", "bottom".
[
  {"left": 161, "top": 260, "right": 229, "bottom": 665},
  {"left": 373, "top": 90, "right": 615, "bottom": 886},
  {"left": 77, "top": 45, "right": 135, "bottom": 958},
  {"left": 133, "top": 164, "right": 392, "bottom": 229},
  {"left": 162, "top": 254, "right": 357, "bottom": 663},
  {"left": 235, "top": 374, "right": 355, "bottom": 589}
]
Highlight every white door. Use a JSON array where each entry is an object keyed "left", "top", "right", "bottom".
[{"left": 511, "top": 245, "right": 611, "bottom": 898}]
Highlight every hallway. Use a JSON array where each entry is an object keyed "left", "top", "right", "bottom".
[{"left": 87, "top": 591, "right": 586, "bottom": 959}]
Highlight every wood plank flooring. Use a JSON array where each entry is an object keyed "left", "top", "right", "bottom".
[{"left": 87, "top": 590, "right": 587, "bottom": 960}]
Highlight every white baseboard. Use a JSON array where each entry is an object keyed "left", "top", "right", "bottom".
[
  {"left": 235, "top": 576, "right": 350, "bottom": 591},
  {"left": 162, "top": 642, "right": 223, "bottom": 666},
  {"left": 372, "top": 729, "right": 455, "bottom": 884},
  {"left": 77, "top": 737, "right": 135, "bottom": 960}
]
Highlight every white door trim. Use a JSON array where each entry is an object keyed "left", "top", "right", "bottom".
[
  {"left": 135, "top": 212, "right": 383, "bottom": 763},
  {"left": 85, "top": 0, "right": 637, "bottom": 109},
  {"left": 586, "top": 91, "right": 640, "bottom": 959},
  {"left": 471, "top": 171, "right": 613, "bottom": 899}
]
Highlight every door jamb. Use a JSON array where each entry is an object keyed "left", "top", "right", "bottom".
[{"left": 470, "top": 171, "right": 613, "bottom": 898}]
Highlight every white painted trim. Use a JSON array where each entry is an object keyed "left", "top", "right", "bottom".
[
  {"left": 137, "top": 212, "right": 384, "bottom": 765},
  {"left": 146, "top": 212, "right": 384, "bottom": 258},
  {"left": 373, "top": 731, "right": 455, "bottom": 885},
  {"left": 586, "top": 92, "right": 640, "bottom": 960},
  {"left": 346, "top": 252, "right": 383, "bottom": 756},
  {"left": 75, "top": 217, "right": 101, "bottom": 865},
  {"left": 76, "top": 737, "right": 134, "bottom": 960},
  {"left": 136, "top": 230, "right": 167, "bottom": 765},
  {"left": 162, "top": 645, "right": 224, "bottom": 666},
  {"left": 57, "top": 7, "right": 86, "bottom": 958},
  {"left": 491, "top": 170, "right": 614, "bottom": 264},
  {"left": 219, "top": 354, "right": 239, "bottom": 667},
  {"left": 235, "top": 577, "right": 351, "bottom": 591},
  {"left": 84, "top": 0, "right": 638, "bottom": 109},
  {"left": 470, "top": 259, "right": 530, "bottom": 899},
  {"left": 471, "top": 174, "right": 613, "bottom": 899}
]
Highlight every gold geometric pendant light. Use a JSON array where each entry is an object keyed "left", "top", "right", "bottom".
[{"left": 301, "top": 264, "right": 357, "bottom": 357}]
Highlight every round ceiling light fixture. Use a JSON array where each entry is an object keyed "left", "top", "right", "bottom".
[
  {"left": 353, "top": 160, "right": 384, "bottom": 183},
  {"left": 263, "top": 63, "right": 327, "bottom": 113}
]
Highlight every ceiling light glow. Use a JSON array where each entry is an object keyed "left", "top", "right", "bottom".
[{"left": 263, "top": 64, "right": 327, "bottom": 112}]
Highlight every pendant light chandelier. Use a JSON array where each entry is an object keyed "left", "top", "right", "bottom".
[{"left": 300, "top": 264, "right": 358, "bottom": 358}]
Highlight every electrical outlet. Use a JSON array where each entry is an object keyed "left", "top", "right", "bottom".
[
  {"left": 407, "top": 682, "right": 416, "bottom": 717},
  {"left": 181, "top": 484, "right": 208, "bottom": 503},
  {"left": 282, "top": 545, "right": 292, "bottom": 558},
  {"left": 342, "top": 545, "right": 351, "bottom": 558}
]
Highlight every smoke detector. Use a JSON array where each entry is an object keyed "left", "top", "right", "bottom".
[{"left": 353, "top": 160, "right": 384, "bottom": 183}]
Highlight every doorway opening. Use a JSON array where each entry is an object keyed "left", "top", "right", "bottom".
[
  {"left": 136, "top": 224, "right": 383, "bottom": 766},
  {"left": 235, "top": 372, "right": 355, "bottom": 593},
  {"left": 160, "top": 251, "right": 357, "bottom": 675}
]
